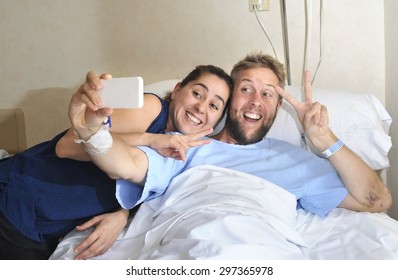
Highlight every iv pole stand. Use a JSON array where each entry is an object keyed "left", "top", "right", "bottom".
[{"left": 280, "top": 0, "right": 291, "bottom": 85}]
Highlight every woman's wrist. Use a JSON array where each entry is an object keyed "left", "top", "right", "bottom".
[{"left": 74, "top": 125, "right": 113, "bottom": 155}]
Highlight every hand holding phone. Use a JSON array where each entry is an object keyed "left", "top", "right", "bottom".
[{"left": 100, "top": 77, "right": 144, "bottom": 109}]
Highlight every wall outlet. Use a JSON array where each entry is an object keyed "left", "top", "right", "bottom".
[{"left": 249, "top": 0, "right": 270, "bottom": 12}]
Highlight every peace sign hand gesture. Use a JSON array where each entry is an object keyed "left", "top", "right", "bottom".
[
  {"left": 275, "top": 70, "right": 337, "bottom": 151},
  {"left": 276, "top": 72, "right": 392, "bottom": 214}
]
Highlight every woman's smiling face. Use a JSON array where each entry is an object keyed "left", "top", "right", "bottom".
[{"left": 167, "top": 73, "right": 230, "bottom": 134}]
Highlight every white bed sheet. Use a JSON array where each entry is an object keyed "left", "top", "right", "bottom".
[{"left": 50, "top": 165, "right": 398, "bottom": 260}]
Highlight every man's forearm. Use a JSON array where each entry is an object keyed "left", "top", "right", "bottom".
[{"left": 329, "top": 144, "right": 392, "bottom": 212}]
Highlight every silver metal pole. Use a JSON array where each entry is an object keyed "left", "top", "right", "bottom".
[{"left": 280, "top": 0, "right": 291, "bottom": 85}]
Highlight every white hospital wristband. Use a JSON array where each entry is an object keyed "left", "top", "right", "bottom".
[
  {"left": 74, "top": 125, "right": 113, "bottom": 155},
  {"left": 322, "top": 139, "right": 344, "bottom": 158}
]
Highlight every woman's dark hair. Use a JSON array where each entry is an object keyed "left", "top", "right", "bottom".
[
  {"left": 180, "top": 65, "right": 233, "bottom": 91},
  {"left": 164, "top": 65, "right": 233, "bottom": 118},
  {"left": 166, "top": 65, "right": 232, "bottom": 97}
]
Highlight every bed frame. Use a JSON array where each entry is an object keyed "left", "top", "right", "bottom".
[{"left": 0, "top": 108, "right": 26, "bottom": 154}]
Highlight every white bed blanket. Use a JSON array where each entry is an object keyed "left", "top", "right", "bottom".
[
  {"left": 136, "top": 165, "right": 306, "bottom": 259},
  {"left": 297, "top": 208, "right": 398, "bottom": 259},
  {"left": 51, "top": 165, "right": 398, "bottom": 260}
]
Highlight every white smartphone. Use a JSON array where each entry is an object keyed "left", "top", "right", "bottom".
[{"left": 100, "top": 76, "right": 144, "bottom": 108}]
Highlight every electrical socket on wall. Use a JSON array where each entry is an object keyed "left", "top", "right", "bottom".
[{"left": 249, "top": 0, "right": 270, "bottom": 12}]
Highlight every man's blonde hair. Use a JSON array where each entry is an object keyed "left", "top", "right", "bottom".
[{"left": 231, "top": 52, "right": 286, "bottom": 89}]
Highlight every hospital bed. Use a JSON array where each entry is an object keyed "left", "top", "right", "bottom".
[{"left": 45, "top": 80, "right": 398, "bottom": 259}]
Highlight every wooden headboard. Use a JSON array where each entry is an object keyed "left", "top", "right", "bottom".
[{"left": 0, "top": 108, "right": 26, "bottom": 154}]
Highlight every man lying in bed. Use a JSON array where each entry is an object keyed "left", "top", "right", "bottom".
[{"left": 70, "top": 52, "right": 392, "bottom": 242}]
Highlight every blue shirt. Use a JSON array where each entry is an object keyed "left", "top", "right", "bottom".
[{"left": 116, "top": 136, "right": 348, "bottom": 217}]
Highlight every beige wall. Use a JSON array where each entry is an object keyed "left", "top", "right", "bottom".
[
  {"left": 385, "top": 0, "right": 398, "bottom": 219},
  {"left": 0, "top": 0, "right": 385, "bottom": 146}
]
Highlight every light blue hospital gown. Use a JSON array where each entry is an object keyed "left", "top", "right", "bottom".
[{"left": 116, "top": 136, "right": 348, "bottom": 217}]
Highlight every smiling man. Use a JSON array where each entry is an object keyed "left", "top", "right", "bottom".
[{"left": 220, "top": 67, "right": 282, "bottom": 145}]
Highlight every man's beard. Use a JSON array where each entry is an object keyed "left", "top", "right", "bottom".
[{"left": 225, "top": 114, "right": 274, "bottom": 145}]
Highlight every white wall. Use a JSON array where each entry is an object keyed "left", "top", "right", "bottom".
[{"left": 0, "top": 0, "right": 385, "bottom": 146}]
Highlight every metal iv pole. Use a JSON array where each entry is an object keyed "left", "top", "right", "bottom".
[{"left": 280, "top": 0, "right": 291, "bottom": 85}]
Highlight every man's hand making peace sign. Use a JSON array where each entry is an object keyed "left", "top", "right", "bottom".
[
  {"left": 276, "top": 70, "right": 336, "bottom": 152},
  {"left": 276, "top": 70, "right": 391, "bottom": 213}
]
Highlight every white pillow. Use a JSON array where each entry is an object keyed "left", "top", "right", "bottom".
[
  {"left": 145, "top": 81, "right": 392, "bottom": 170},
  {"left": 0, "top": 149, "right": 10, "bottom": 159},
  {"left": 144, "top": 79, "right": 180, "bottom": 98},
  {"left": 268, "top": 86, "right": 392, "bottom": 170}
]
